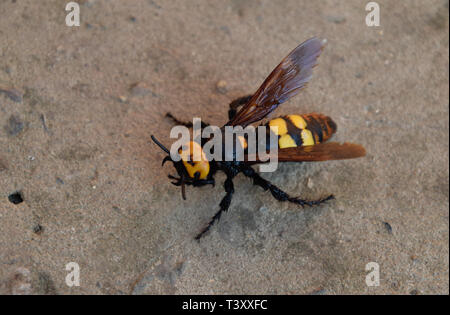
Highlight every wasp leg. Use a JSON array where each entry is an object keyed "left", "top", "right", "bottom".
[
  {"left": 195, "top": 176, "right": 234, "bottom": 240},
  {"left": 242, "top": 166, "right": 334, "bottom": 207},
  {"left": 228, "top": 95, "right": 253, "bottom": 120},
  {"left": 192, "top": 179, "right": 215, "bottom": 187},
  {"left": 165, "top": 112, "right": 209, "bottom": 128}
]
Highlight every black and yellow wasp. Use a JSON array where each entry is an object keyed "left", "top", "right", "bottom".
[{"left": 151, "top": 38, "right": 366, "bottom": 240}]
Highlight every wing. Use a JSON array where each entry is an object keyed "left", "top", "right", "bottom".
[
  {"left": 245, "top": 142, "right": 366, "bottom": 163},
  {"left": 227, "top": 37, "right": 325, "bottom": 128}
]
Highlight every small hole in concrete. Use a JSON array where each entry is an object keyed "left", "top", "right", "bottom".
[
  {"left": 33, "top": 224, "right": 43, "bottom": 234},
  {"left": 8, "top": 192, "right": 23, "bottom": 204}
]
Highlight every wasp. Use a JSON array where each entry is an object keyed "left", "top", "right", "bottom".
[{"left": 151, "top": 38, "right": 366, "bottom": 240}]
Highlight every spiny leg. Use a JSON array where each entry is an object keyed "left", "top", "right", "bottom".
[
  {"left": 165, "top": 112, "right": 209, "bottom": 128},
  {"left": 168, "top": 175, "right": 215, "bottom": 187},
  {"left": 195, "top": 175, "right": 234, "bottom": 240},
  {"left": 242, "top": 166, "right": 334, "bottom": 207},
  {"left": 228, "top": 95, "right": 253, "bottom": 120}
]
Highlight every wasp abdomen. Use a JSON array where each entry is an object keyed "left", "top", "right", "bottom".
[{"left": 267, "top": 114, "right": 337, "bottom": 149}]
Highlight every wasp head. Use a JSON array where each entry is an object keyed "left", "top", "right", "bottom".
[{"left": 151, "top": 135, "right": 213, "bottom": 200}]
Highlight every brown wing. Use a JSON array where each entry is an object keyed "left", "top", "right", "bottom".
[
  {"left": 246, "top": 142, "right": 366, "bottom": 163},
  {"left": 227, "top": 37, "right": 325, "bottom": 128}
]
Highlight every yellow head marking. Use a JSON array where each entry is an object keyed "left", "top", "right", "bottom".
[
  {"left": 287, "top": 115, "right": 307, "bottom": 129},
  {"left": 178, "top": 141, "right": 210, "bottom": 180},
  {"left": 278, "top": 134, "right": 297, "bottom": 148},
  {"left": 269, "top": 118, "right": 288, "bottom": 135},
  {"left": 301, "top": 129, "right": 315, "bottom": 146}
]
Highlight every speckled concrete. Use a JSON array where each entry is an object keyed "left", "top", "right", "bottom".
[{"left": 0, "top": 0, "right": 448, "bottom": 294}]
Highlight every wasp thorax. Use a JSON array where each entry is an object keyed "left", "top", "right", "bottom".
[{"left": 178, "top": 141, "right": 210, "bottom": 179}]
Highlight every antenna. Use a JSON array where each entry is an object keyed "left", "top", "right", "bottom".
[{"left": 151, "top": 135, "right": 170, "bottom": 154}]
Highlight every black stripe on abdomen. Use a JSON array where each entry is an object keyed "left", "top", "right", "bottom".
[
  {"left": 304, "top": 115, "right": 324, "bottom": 143},
  {"left": 284, "top": 117, "right": 303, "bottom": 146}
]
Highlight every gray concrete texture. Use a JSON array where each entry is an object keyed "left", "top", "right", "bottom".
[{"left": 0, "top": 0, "right": 448, "bottom": 294}]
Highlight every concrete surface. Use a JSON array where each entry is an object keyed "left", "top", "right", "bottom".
[{"left": 0, "top": 0, "right": 448, "bottom": 295}]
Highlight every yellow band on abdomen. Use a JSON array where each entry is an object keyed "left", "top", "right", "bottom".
[
  {"left": 278, "top": 134, "right": 297, "bottom": 148},
  {"left": 269, "top": 118, "right": 288, "bottom": 135}
]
